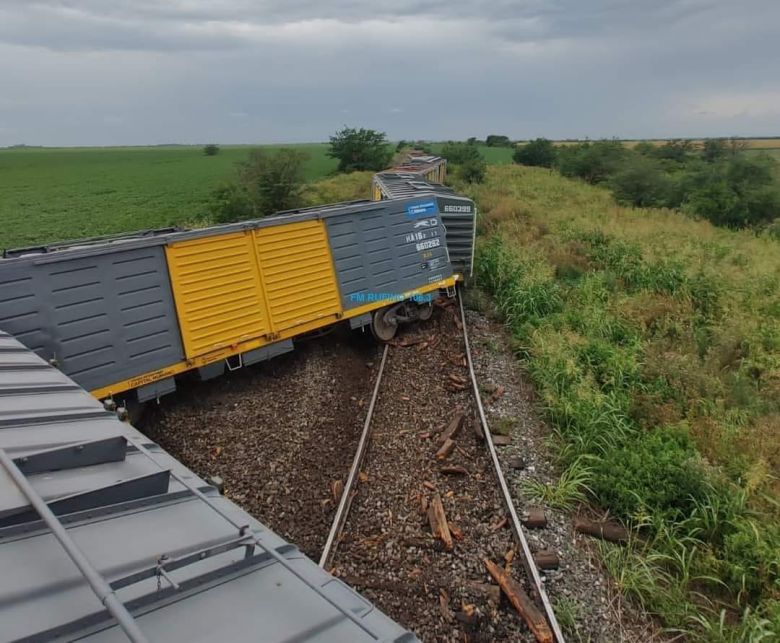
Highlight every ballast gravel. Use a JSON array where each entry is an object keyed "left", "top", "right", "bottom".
[
  {"left": 143, "top": 327, "right": 380, "bottom": 558},
  {"left": 142, "top": 300, "right": 664, "bottom": 642},
  {"left": 329, "top": 306, "right": 535, "bottom": 643},
  {"left": 466, "top": 307, "right": 664, "bottom": 642}
]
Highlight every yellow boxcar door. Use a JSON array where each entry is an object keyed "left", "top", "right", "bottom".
[
  {"left": 253, "top": 220, "right": 342, "bottom": 333},
  {"left": 166, "top": 231, "right": 271, "bottom": 359}
]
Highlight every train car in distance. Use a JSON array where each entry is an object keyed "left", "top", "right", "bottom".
[
  {"left": 371, "top": 152, "right": 447, "bottom": 201},
  {"left": 371, "top": 168, "right": 476, "bottom": 278},
  {"left": 0, "top": 196, "right": 464, "bottom": 407}
]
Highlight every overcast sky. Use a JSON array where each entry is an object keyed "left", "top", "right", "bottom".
[{"left": 0, "top": 0, "right": 778, "bottom": 146}]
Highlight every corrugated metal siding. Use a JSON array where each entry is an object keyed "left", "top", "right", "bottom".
[
  {"left": 253, "top": 220, "right": 341, "bottom": 332},
  {"left": 370, "top": 173, "right": 476, "bottom": 276},
  {"left": 0, "top": 247, "right": 184, "bottom": 392},
  {"left": 166, "top": 232, "right": 270, "bottom": 359},
  {"left": 326, "top": 200, "right": 453, "bottom": 310},
  {"left": 436, "top": 196, "right": 476, "bottom": 277}
]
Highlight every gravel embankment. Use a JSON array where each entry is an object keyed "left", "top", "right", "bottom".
[
  {"left": 330, "top": 306, "right": 535, "bottom": 642},
  {"left": 141, "top": 301, "right": 662, "bottom": 641},
  {"left": 143, "top": 327, "right": 380, "bottom": 558},
  {"left": 466, "top": 309, "right": 662, "bottom": 642}
]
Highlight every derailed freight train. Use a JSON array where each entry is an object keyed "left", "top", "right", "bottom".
[{"left": 0, "top": 193, "right": 475, "bottom": 407}]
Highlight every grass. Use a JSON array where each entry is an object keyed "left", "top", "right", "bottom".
[
  {"left": 554, "top": 596, "right": 591, "bottom": 641},
  {"left": 457, "top": 164, "right": 780, "bottom": 639},
  {"left": 0, "top": 144, "right": 335, "bottom": 250},
  {"left": 521, "top": 457, "right": 594, "bottom": 510}
]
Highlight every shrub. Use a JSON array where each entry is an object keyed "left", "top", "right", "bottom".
[
  {"left": 683, "top": 155, "right": 780, "bottom": 228},
  {"left": 459, "top": 159, "right": 487, "bottom": 183},
  {"left": 440, "top": 141, "right": 482, "bottom": 165},
  {"left": 557, "top": 140, "right": 627, "bottom": 184},
  {"left": 485, "top": 134, "right": 511, "bottom": 147},
  {"left": 513, "top": 138, "right": 557, "bottom": 168},
  {"left": 241, "top": 148, "right": 308, "bottom": 213},
  {"left": 592, "top": 426, "right": 709, "bottom": 520},
  {"left": 441, "top": 142, "right": 487, "bottom": 184},
  {"left": 210, "top": 148, "right": 307, "bottom": 223},
  {"left": 328, "top": 126, "right": 393, "bottom": 172},
  {"left": 209, "top": 182, "right": 254, "bottom": 224},
  {"left": 203, "top": 144, "right": 220, "bottom": 156},
  {"left": 608, "top": 154, "right": 673, "bottom": 207},
  {"left": 765, "top": 218, "right": 780, "bottom": 240},
  {"left": 299, "top": 171, "right": 373, "bottom": 206}
]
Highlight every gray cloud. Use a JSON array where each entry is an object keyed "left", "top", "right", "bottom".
[{"left": 0, "top": 0, "right": 778, "bottom": 145}]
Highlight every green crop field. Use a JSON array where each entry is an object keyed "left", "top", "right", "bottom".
[
  {"left": 0, "top": 144, "right": 335, "bottom": 250},
  {"left": 0, "top": 142, "right": 515, "bottom": 251},
  {"left": 428, "top": 143, "right": 514, "bottom": 165}
]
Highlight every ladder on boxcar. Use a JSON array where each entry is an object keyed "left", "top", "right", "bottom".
[{"left": 0, "top": 431, "right": 381, "bottom": 642}]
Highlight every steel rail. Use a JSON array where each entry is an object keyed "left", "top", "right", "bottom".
[
  {"left": 319, "top": 344, "right": 390, "bottom": 569},
  {"left": 120, "top": 433, "right": 382, "bottom": 640},
  {"left": 458, "top": 293, "right": 566, "bottom": 643}
]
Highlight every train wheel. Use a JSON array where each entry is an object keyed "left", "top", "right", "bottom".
[
  {"left": 371, "top": 306, "right": 398, "bottom": 342},
  {"left": 417, "top": 302, "right": 433, "bottom": 321}
]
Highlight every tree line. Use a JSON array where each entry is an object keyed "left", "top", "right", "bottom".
[
  {"left": 513, "top": 138, "right": 780, "bottom": 229},
  {"left": 205, "top": 131, "right": 779, "bottom": 231}
]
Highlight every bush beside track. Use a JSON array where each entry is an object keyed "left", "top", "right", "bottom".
[{"left": 462, "top": 165, "right": 779, "bottom": 640}]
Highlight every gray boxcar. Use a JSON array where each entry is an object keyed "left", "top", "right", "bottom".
[
  {"left": 0, "top": 197, "right": 460, "bottom": 403},
  {"left": 0, "top": 330, "right": 417, "bottom": 643}
]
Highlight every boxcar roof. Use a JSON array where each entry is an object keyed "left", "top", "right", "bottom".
[
  {"left": 0, "top": 329, "right": 416, "bottom": 642},
  {"left": 2, "top": 195, "right": 448, "bottom": 261},
  {"left": 372, "top": 173, "right": 471, "bottom": 201}
]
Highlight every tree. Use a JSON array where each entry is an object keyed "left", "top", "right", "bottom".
[
  {"left": 653, "top": 139, "right": 694, "bottom": 163},
  {"left": 210, "top": 148, "right": 308, "bottom": 223},
  {"left": 486, "top": 134, "right": 511, "bottom": 147},
  {"left": 633, "top": 141, "right": 658, "bottom": 156},
  {"left": 328, "top": 127, "right": 393, "bottom": 172},
  {"left": 441, "top": 142, "right": 487, "bottom": 183},
  {"left": 702, "top": 138, "right": 727, "bottom": 163},
  {"left": 203, "top": 144, "right": 220, "bottom": 156},
  {"left": 682, "top": 154, "right": 780, "bottom": 228},
  {"left": 608, "top": 155, "right": 672, "bottom": 208},
  {"left": 513, "top": 138, "right": 556, "bottom": 168},
  {"left": 557, "top": 140, "right": 626, "bottom": 184}
]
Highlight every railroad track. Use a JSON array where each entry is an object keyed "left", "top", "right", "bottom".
[{"left": 319, "top": 292, "right": 565, "bottom": 642}]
